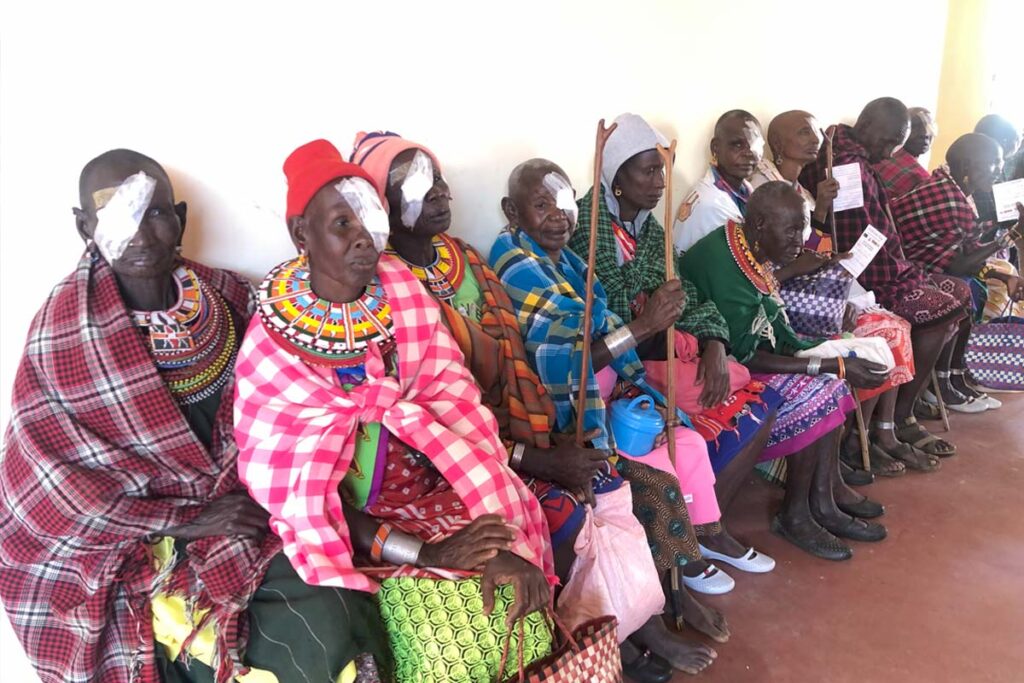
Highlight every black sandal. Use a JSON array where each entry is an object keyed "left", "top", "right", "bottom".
[
  {"left": 771, "top": 515, "right": 852, "bottom": 561},
  {"left": 622, "top": 646, "right": 673, "bottom": 683}
]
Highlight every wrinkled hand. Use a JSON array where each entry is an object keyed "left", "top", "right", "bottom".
[
  {"left": 544, "top": 430, "right": 610, "bottom": 492},
  {"left": 169, "top": 492, "right": 270, "bottom": 540},
  {"left": 814, "top": 178, "right": 841, "bottom": 217},
  {"left": 842, "top": 304, "right": 859, "bottom": 332},
  {"left": 696, "top": 340, "right": 731, "bottom": 409},
  {"left": 844, "top": 357, "right": 889, "bottom": 390},
  {"left": 481, "top": 551, "right": 551, "bottom": 628},
  {"left": 636, "top": 279, "right": 685, "bottom": 337},
  {"left": 418, "top": 515, "right": 515, "bottom": 570}
]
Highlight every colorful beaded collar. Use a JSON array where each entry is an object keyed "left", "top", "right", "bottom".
[
  {"left": 132, "top": 265, "right": 236, "bottom": 404},
  {"left": 258, "top": 257, "right": 395, "bottom": 368},
  {"left": 386, "top": 233, "right": 465, "bottom": 301},
  {"left": 725, "top": 221, "right": 779, "bottom": 296}
]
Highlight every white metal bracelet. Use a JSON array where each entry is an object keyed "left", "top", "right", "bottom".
[
  {"left": 603, "top": 326, "right": 637, "bottom": 359},
  {"left": 509, "top": 443, "right": 526, "bottom": 470},
  {"left": 807, "top": 357, "right": 822, "bottom": 376},
  {"left": 381, "top": 531, "right": 424, "bottom": 566}
]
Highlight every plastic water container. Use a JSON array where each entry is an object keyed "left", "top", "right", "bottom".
[{"left": 609, "top": 395, "right": 665, "bottom": 456}]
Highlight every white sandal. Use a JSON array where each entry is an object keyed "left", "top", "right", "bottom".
[
  {"left": 950, "top": 369, "right": 1002, "bottom": 409},
  {"left": 681, "top": 563, "right": 735, "bottom": 595},
  {"left": 699, "top": 544, "right": 776, "bottom": 573}
]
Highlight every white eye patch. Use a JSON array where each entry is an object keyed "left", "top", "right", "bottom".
[
  {"left": 93, "top": 171, "right": 157, "bottom": 263},
  {"left": 335, "top": 177, "right": 390, "bottom": 252},
  {"left": 399, "top": 150, "right": 436, "bottom": 229},
  {"left": 542, "top": 172, "right": 577, "bottom": 222},
  {"left": 748, "top": 133, "right": 766, "bottom": 159}
]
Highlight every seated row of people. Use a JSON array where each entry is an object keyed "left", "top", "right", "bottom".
[{"left": 1, "top": 99, "right": 1020, "bottom": 683}]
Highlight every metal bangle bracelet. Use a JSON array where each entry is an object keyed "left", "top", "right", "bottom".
[
  {"left": 509, "top": 443, "right": 526, "bottom": 470},
  {"left": 381, "top": 531, "right": 424, "bottom": 566},
  {"left": 807, "top": 357, "right": 822, "bottom": 376},
  {"left": 603, "top": 326, "right": 637, "bottom": 358}
]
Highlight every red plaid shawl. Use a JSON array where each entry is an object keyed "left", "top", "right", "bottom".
[
  {"left": 801, "top": 124, "right": 929, "bottom": 310},
  {"left": 233, "top": 254, "right": 555, "bottom": 593},
  {"left": 0, "top": 250, "right": 280, "bottom": 683},
  {"left": 873, "top": 148, "right": 930, "bottom": 200},
  {"left": 891, "top": 166, "right": 978, "bottom": 273}
]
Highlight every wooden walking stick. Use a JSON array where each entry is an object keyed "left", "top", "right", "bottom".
[
  {"left": 820, "top": 127, "right": 873, "bottom": 468},
  {"left": 576, "top": 118, "right": 618, "bottom": 446},
  {"left": 821, "top": 127, "right": 839, "bottom": 248},
  {"left": 656, "top": 140, "right": 679, "bottom": 468}
]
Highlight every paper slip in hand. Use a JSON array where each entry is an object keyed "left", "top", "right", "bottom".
[
  {"left": 992, "top": 179, "right": 1024, "bottom": 222},
  {"left": 832, "top": 162, "right": 865, "bottom": 212},
  {"left": 839, "top": 224, "right": 887, "bottom": 279}
]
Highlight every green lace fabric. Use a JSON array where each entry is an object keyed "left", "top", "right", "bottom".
[{"left": 377, "top": 576, "right": 552, "bottom": 682}]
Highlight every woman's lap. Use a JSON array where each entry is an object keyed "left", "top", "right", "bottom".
[{"left": 752, "top": 373, "right": 853, "bottom": 460}]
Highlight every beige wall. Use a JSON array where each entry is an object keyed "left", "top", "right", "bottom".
[{"left": 0, "top": 1, "right": 956, "bottom": 678}]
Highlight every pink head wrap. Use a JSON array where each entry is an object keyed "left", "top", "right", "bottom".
[{"left": 350, "top": 131, "right": 442, "bottom": 210}]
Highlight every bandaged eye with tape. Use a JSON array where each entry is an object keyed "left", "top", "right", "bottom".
[
  {"left": 92, "top": 171, "right": 157, "bottom": 263},
  {"left": 542, "top": 172, "right": 577, "bottom": 223},
  {"left": 747, "top": 131, "right": 766, "bottom": 159},
  {"left": 391, "top": 150, "right": 437, "bottom": 229},
  {"left": 334, "top": 177, "right": 391, "bottom": 252}
]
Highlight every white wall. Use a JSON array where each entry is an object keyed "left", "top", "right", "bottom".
[{"left": 0, "top": 1, "right": 950, "bottom": 678}]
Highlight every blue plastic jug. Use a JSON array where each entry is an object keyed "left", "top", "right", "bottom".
[{"left": 609, "top": 395, "right": 665, "bottom": 456}]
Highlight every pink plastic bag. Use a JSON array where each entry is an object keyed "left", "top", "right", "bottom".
[{"left": 555, "top": 485, "right": 665, "bottom": 642}]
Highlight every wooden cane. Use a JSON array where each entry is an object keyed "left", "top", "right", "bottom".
[
  {"left": 852, "top": 390, "right": 872, "bottom": 472},
  {"left": 576, "top": 119, "right": 618, "bottom": 446},
  {"left": 655, "top": 141, "right": 680, "bottom": 468},
  {"left": 931, "top": 370, "right": 952, "bottom": 432},
  {"left": 821, "top": 127, "right": 839, "bottom": 248}
]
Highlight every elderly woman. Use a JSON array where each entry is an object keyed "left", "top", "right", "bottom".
[
  {"left": 234, "top": 140, "right": 555, "bottom": 683},
  {"left": 491, "top": 157, "right": 729, "bottom": 676},
  {"left": 566, "top": 113, "right": 783, "bottom": 573},
  {"left": 751, "top": 110, "right": 924, "bottom": 475},
  {"left": 352, "top": 132, "right": 689, "bottom": 682},
  {"left": 673, "top": 110, "right": 764, "bottom": 254},
  {"left": 0, "top": 149, "right": 388, "bottom": 683},
  {"left": 683, "top": 182, "right": 893, "bottom": 561}
]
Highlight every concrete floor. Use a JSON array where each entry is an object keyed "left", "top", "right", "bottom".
[{"left": 676, "top": 393, "right": 1024, "bottom": 683}]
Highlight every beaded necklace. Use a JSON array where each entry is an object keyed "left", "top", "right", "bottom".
[
  {"left": 133, "top": 265, "right": 237, "bottom": 405},
  {"left": 386, "top": 233, "right": 465, "bottom": 301},
  {"left": 258, "top": 257, "right": 395, "bottom": 368},
  {"left": 725, "top": 221, "right": 779, "bottom": 296}
]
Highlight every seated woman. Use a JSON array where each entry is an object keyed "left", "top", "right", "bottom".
[
  {"left": 673, "top": 110, "right": 763, "bottom": 254},
  {"left": 751, "top": 110, "right": 924, "bottom": 475},
  {"left": 353, "top": 131, "right": 710, "bottom": 680},
  {"left": 682, "top": 182, "right": 893, "bottom": 561},
  {"left": 233, "top": 140, "right": 556, "bottom": 683},
  {"left": 566, "top": 113, "right": 783, "bottom": 572},
  {"left": 0, "top": 149, "right": 387, "bottom": 683}
]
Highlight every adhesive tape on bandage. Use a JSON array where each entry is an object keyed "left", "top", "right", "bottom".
[
  {"left": 93, "top": 171, "right": 157, "bottom": 262},
  {"left": 399, "top": 150, "right": 435, "bottom": 229},
  {"left": 335, "top": 177, "right": 390, "bottom": 252},
  {"left": 542, "top": 172, "right": 577, "bottom": 222}
]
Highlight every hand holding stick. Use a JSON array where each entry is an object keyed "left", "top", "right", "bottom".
[
  {"left": 576, "top": 119, "right": 618, "bottom": 446},
  {"left": 821, "top": 127, "right": 839, "bottom": 248}
]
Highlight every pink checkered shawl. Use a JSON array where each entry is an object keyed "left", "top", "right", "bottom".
[{"left": 234, "top": 254, "right": 554, "bottom": 592}]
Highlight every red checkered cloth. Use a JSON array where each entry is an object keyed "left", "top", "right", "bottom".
[
  {"left": 0, "top": 250, "right": 281, "bottom": 683},
  {"left": 800, "top": 124, "right": 930, "bottom": 312},
  {"left": 233, "top": 254, "right": 555, "bottom": 592},
  {"left": 891, "top": 166, "right": 978, "bottom": 274},
  {"left": 873, "top": 148, "right": 930, "bottom": 200}
]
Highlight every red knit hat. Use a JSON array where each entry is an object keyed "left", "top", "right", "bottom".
[{"left": 283, "top": 139, "right": 379, "bottom": 219}]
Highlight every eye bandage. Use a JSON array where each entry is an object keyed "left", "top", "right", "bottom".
[
  {"left": 335, "top": 177, "right": 390, "bottom": 252},
  {"left": 542, "top": 172, "right": 577, "bottom": 222},
  {"left": 92, "top": 171, "right": 157, "bottom": 263},
  {"left": 398, "top": 150, "right": 436, "bottom": 229}
]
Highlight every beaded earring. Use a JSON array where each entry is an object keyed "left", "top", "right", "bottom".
[{"left": 297, "top": 246, "right": 309, "bottom": 267}]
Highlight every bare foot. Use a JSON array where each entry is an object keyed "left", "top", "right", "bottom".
[
  {"left": 697, "top": 528, "right": 747, "bottom": 559},
  {"left": 636, "top": 617, "right": 717, "bottom": 675},
  {"left": 669, "top": 567, "right": 730, "bottom": 643}
]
